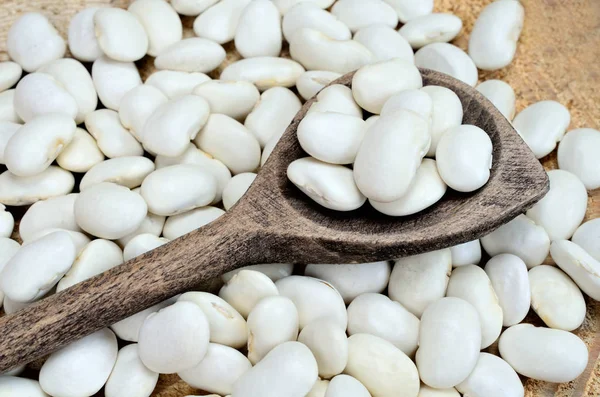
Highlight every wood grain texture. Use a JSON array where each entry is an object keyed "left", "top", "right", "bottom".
[{"left": 0, "top": 0, "right": 599, "bottom": 396}]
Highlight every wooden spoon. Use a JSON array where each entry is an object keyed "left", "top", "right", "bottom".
[{"left": 0, "top": 68, "right": 548, "bottom": 371}]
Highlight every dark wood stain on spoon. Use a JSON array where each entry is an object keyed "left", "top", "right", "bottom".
[{"left": 0, "top": 68, "right": 548, "bottom": 371}]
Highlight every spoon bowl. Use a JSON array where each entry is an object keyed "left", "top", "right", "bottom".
[
  {"left": 246, "top": 68, "right": 549, "bottom": 262},
  {"left": 0, "top": 68, "right": 548, "bottom": 371}
]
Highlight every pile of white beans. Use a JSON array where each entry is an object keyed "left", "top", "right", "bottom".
[
  {"left": 288, "top": 59, "right": 492, "bottom": 214},
  {"left": 0, "top": 0, "right": 599, "bottom": 396}
]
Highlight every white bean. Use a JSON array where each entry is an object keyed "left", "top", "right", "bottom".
[
  {"left": 529, "top": 265, "right": 586, "bottom": 331},
  {"left": 353, "top": 110, "right": 430, "bottom": 202},
  {"left": 449, "top": 239, "right": 481, "bottom": 267},
  {"left": 325, "top": 375, "right": 370, "bottom": 397},
  {"left": 272, "top": 0, "right": 334, "bottom": 14},
  {"left": 0, "top": 204, "right": 14, "bottom": 238},
  {"left": 0, "top": 90, "right": 21, "bottom": 123},
  {"left": 235, "top": 0, "right": 282, "bottom": 58},
  {"left": 128, "top": 0, "right": 182, "bottom": 57},
  {"left": 94, "top": 8, "right": 148, "bottom": 62},
  {"left": 138, "top": 301, "right": 210, "bottom": 374},
  {"left": 25, "top": 228, "right": 90, "bottom": 254},
  {"left": 19, "top": 193, "right": 80, "bottom": 243},
  {"left": 550, "top": 239, "right": 600, "bottom": 300},
  {"left": 178, "top": 343, "right": 252, "bottom": 395},
  {"left": 231, "top": 342, "right": 318, "bottom": 397},
  {"left": 481, "top": 214, "right": 550, "bottom": 268},
  {"left": 0, "top": 121, "right": 20, "bottom": 163},
  {"left": 297, "top": 111, "right": 366, "bottom": 165},
  {"left": 305, "top": 262, "right": 391, "bottom": 304},
  {"left": 289, "top": 28, "right": 372, "bottom": 74},
  {"left": 119, "top": 85, "right": 168, "bottom": 141},
  {"left": 276, "top": 275, "right": 347, "bottom": 330},
  {"left": 354, "top": 25, "right": 415, "bottom": 63},
  {"left": 171, "top": 0, "right": 218, "bottom": 16},
  {"left": 346, "top": 333, "right": 420, "bottom": 397},
  {"left": 193, "top": 0, "right": 253, "bottom": 44},
  {"left": 287, "top": 157, "right": 366, "bottom": 211},
  {"left": 142, "top": 95, "right": 210, "bottom": 157},
  {"left": 155, "top": 143, "right": 231, "bottom": 204},
  {"left": 456, "top": 353, "right": 524, "bottom": 397},
  {"left": 399, "top": 13, "right": 463, "bottom": 49},
  {"left": 283, "top": 3, "right": 350, "bottom": 42},
  {"left": 221, "top": 57, "right": 305, "bottom": 91},
  {"left": 247, "top": 295, "right": 299, "bottom": 364},
  {"left": 484, "top": 254, "right": 530, "bottom": 326},
  {"left": 0, "top": 231, "right": 74, "bottom": 302},
  {"left": 105, "top": 344, "right": 159, "bottom": 397},
  {"left": 558, "top": 128, "right": 600, "bottom": 189},
  {"left": 309, "top": 84, "right": 362, "bottom": 117},
  {"left": 0, "top": 61, "right": 22, "bottom": 93},
  {"left": 331, "top": 0, "right": 397, "bottom": 32},
  {"left": 57, "top": 128, "right": 105, "bottom": 173},
  {"left": 6, "top": 12, "right": 65, "bottom": 72},
  {"left": 155, "top": 38, "right": 226, "bottom": 74},
  {"left": 92, "top": 56, "right": 142, "bottom": 111},
  {"left": 499, "top": 323, "right": 588, "bottom": 382},
  {"left": 57, "top": 239, "right": 123, "bottom": 292},
  {"left": 68, "top": 7, "right": 103, "bottom": 62},
  {"left": 219, "top": 269, "right": 279, "bottom": 318},
  {"left": 526, "top": 170, "right": 587, "bottom": 240},
  {"left": 141, "top": 164, "right": 217, "bottom": 216},
  {"left": 223, "top": 172, "right": 257, "bottom": 210},
  {"left": 39, "top": 329, "right": 118, "bottom": 397},
  {"left": 436, "top": 124, "right": 492, "bottom": 192},
  {"left": 347, "top": 293, "right": 419, "bottom": 356},
  {"left": 0, "top": 376, "right": 48, "bottom": 397},
  {"left": 381, "top": 89, "right": 432, "bottom": 119},
  {"left": 417, "top": 385, "right": 460, "bottom": 397},
  {"left": 10, "top": 118, "right": 74, "bottom": 179},
  {"left": 222, "top": 263, "right": 294, "bottom": 283},
  {"left": 193, "top": 80, "right": 260, "bottom": 121},
  {"left": 0, "top": 238, "right": 19, "bottom": 274},
  {"left": 415, "top": 43, "right": 478, "bottom": 87},
  {"left": 163, "top": 206, "right": 225, "bottom": 240},
  {"left": 307, "top": 379, "right": 330, "bottom": 397},
  {"left": 298, "top": 318, "right": 348, "bottom": 379},
  {"left": 39, "top": 58, "right": 98, "bottom": 124},
  {"left": 245, "top": 86, "right": 302, "bottom": 147},
  {"left": 296, "top": 71, "right": 342, "bottom": 101},
  {"left": 446, "top": 265, "right": 503, "bottom": 348},
  {"left": 417, "top": 297, "right": 481, "bottom": 388},
  {"left": 512, "top": 100, "right": 571, "bottom": 159},
  {"left": 123, "top": 234, "right": 169, "bottom": 261},
  {"left": 476, "top": 79, "right": 516, "bottom": 121},
  {"left": 0, "top": 166, "right": 74, "bottom": 206},
  {"left": 110, "top": 298, "right": 174, "bottom": 342},
  {"left": 383, "top": 0, "right": 433, "bottom": 23},
  {"left": 75, "top": 182, "right": 147, "bottom": 239},
  {"left": 178, "top": 291, "right": 247, "bottom": 348},
  {"left": 85, "top": 109, "right": 143, "bottom": 158},
  {"left": 370, "top": 159, "right": 447, "bottom": 216},
  {"left": 117, "top": 212, "right": 165, "bottom": 248},
  {"left": 195, "top": 114, "right": 262, "bottom": 174},
  {"left": 469, "top": 0, "right": 524, "bottom": 71},
  {"left": 145, "top": 70, "right": 211, "bottom": 99},
  {"left": 572, "top": 219, "right": 600, "bottom": 261},
  {"left": 13, "top": 73, "right": 78, "bottom": 122},
  {"left": 388, "top": 249, "right": 451, "bottom": 317}
]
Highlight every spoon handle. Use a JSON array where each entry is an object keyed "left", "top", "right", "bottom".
[{"left": 0, "top": 214, "right": 253, "bottom": 372}]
